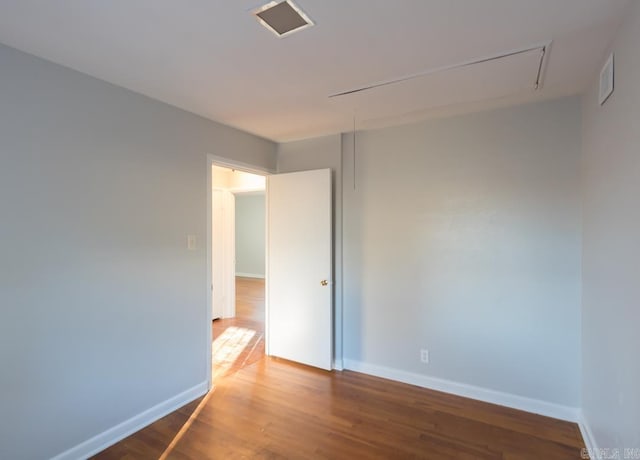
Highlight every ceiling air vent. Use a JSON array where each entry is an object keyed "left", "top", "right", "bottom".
[{"left": 252, "top": 0, "right": 314, "bottom": 38}]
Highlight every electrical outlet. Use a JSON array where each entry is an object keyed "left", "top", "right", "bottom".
[{"left": 420, "top": 349, "right": 429, "bottom": 364}]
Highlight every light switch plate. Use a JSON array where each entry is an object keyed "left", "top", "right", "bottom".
[{"left": 187, "top": 234, "right": 197, "bottom": 250}]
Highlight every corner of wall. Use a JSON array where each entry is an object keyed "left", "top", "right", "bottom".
[
  {"left": 51, "top": 382, "right": 208, "bottom": 460},
  {"left": 578, "top": 411, "right": 600, "bottom": 460}
]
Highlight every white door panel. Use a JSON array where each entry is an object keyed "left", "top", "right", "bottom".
[{"left": 267, "top": 169, "right": 332, "bottom": 370}]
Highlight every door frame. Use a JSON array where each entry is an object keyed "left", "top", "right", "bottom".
[{"left": 206, "top": 154, "right": 273, "bottom": 391}]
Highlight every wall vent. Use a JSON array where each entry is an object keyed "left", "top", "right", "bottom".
[{"left": 252, "top": 1, "right": 314, "bottom": 38}]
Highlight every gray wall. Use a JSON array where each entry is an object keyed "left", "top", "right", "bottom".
[
  {"left": 235, "top": 193, "right": 266, "bottom": 278},
  {"left": 0, "top": 43, "right": 276, "bottom": 459},
  {"left": 342, "top": 98, "right": 582, "bottom": 406},
  {"left": 277, "top": 134, "right": 343, "bottom": 368},
  {"left": 581, "top": 0, "right": 640, "bottom": 451}
]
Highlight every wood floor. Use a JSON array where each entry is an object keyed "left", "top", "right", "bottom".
[
  {"left": 94, "top": 277, "right": 586, "bottom": 459},
  {"left": 211, "top": 277, "right": 265, "bottom": 382}
]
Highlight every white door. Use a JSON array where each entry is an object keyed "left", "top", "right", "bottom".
[
  {"left": 212, "top": 189, "right": 236, "bottom": 320},
  {"left": 267, "top": 169, "right": 332, "bottom": 370}
]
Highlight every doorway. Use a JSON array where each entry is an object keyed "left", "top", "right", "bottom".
[
  {"left": 206, "top": 156, "right": 335, "bottom": 390},
  {"left": 210, "top": 163, "right": 267, "bottom": 384}
]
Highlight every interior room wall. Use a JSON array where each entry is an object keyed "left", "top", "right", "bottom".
[
  {"left": 342, "top": 97, "right": 582, "bottom": 410},
  {"left": 0, "top": 43, "right": 276, "bottom": 460},
  {"left": 581, "top": 0, "right": 640, "bottom": 452},
  {"left": 277, "top": 134, "right": 344, "bottom": 368},
  {"left": 235, "top": 193, "right": 266, "bottom": 278}
]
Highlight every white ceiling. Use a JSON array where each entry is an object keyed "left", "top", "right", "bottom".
[{"left": 0, "top": 0, "right": 630, "bottom": 142}]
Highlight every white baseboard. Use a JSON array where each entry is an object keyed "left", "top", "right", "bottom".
[
  {"left": 51, "top": 381, "right": 209, "bottom": 460},
  {"left": 343, "top": 359, "right": 580, "bottom": 423},
  {"left": 578, "top": 411, "right": 600, "bottom": 459},
  {"left": 235, "top": 272, "right": 265, "bottom": 279}
]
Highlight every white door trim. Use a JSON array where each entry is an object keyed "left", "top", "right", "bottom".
[
  {"left": 206, "top": 154, "right": 273, "bottom": 391},
  {"left": 211, "top": 189, "right": 236, "bottom": 320}
]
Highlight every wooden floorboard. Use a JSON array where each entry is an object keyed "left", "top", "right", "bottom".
[{"left": 94, "top": 277, "right": 586, "bottom": 459}]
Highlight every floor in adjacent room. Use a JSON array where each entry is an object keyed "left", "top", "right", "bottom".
[
  {"left": 211, "top": 276, "right": 265, "bottom": 383},
  {"left": 93, "top": 276, "right": 586, "bottom": 459}
]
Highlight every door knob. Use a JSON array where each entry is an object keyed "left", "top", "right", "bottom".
[{"left": 321, "top": 280, "right": 328, "bottom": 286}]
